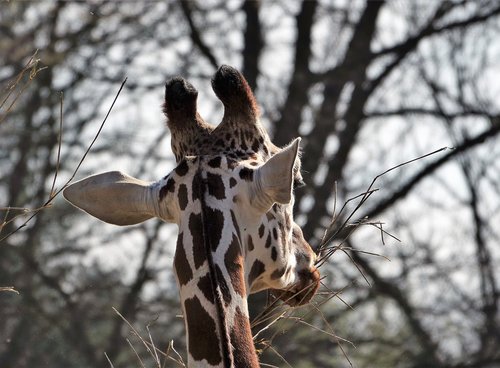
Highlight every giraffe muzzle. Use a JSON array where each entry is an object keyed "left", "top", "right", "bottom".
[{"left": 272, "top": 267, "right": 320, "bottom": 307}]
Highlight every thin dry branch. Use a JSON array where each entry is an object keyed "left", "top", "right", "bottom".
[
  {"left": 0, "top": 50, "right": 47, "bottom": 124},
  {"left": 0, "top": 78, "right": 127, "bottom": 243},
  {"left": 104, "top": 352, "right": 115, "bottom": 368},
  {"left": 49, "top": 91, "right": 64, "bottom": 198},
  {"left": 0, "top": 286, "right": 19, "bottom": 294},
  {"left": 250, "top": 148, "right": 449, "bottom": 366},
  {"left": 112, "top": 307, "right": 186, "bottom": 367},
  {"left": 316, "top": 147, "right": 449, "bottom": 259}
]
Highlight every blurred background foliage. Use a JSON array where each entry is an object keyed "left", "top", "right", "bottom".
[{"left": 1, "top": 1, "right": 500, "bottom": 367}]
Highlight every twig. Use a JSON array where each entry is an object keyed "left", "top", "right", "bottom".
[
  {"left": 49, "top": 92, "right": 64, "bottom": 198},
  {"left": 127, "top": 338, "right": 146, "bottom": 368},
  {"left": 104, "top": 352, "right": 115, "bottom": 368},
  {"left": 265, "top": 344, "right": 294, "bottom": 368},
  {"left": 253, "top": 311, "right": 287, "bottom": 340},
  {"left": 308, "top": 302, "right": 354, "bottom": 367},
  {"left": 317, "top": 147, "right": 449, "bottom": 257},
  {"left": 0, "top": 78, "right": 127, "bottom": 243},
  {"left": 146, "top": 323, "right": 161, "bottom": 367},
  {"left": 0, "top": 50, "right": 47, "bottom": 124},
  {"left": 0, "top": 50, "right": 38, "bottom": 109},
  {"left": 112, "top": 307, "right": 186, "bottom": 367},
  {"left": 0, "top": 286, "right": 19, "bottom": 294}
]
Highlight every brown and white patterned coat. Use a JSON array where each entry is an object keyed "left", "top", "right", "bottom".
[{"left": 64, "top": 66, "right": 320, "bottom": 368}]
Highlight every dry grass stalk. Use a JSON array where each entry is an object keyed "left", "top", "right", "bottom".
[{"left": 111, "top": 307, "right": 186, "bottom": 368}]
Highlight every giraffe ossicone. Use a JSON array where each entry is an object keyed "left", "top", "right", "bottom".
[{"left": 64, "top": 65, "right": 320, "bottom": 368}]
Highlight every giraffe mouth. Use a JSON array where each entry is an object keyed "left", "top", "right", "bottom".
[{"left": 271, "top": 268, "right": 320, "bottom": 307}]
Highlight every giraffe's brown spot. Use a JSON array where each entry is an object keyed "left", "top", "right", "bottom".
[
  {"left": 225, "top": 234, "right": 245, "bottom": 297},
  {"left": 208, "top": 156, "right": 222, "bottom": 168},
  {"left": 227, "top": 158, "right": 238, "bottom": 170},
  {"left": 278, "top": 221, "right": 285, "bottom": 236},
  {"left": 248, "top": 260, "right": 265, "bottom": 286},
  {"left": 206, "top": 207, "right": 224, "bottom": 252},
  {"left": 197, "top": 274, "right": 215, "bottom": 304},
  {"left": 184, "top": 297, "right": 222, "bottom": 365},
  {"left": 266, "top": 212, "right": 275, "bottom": 221},
  {"left": 272, "top": 227, "right": 278, "bottom": 240},
  {"left": 239, "top": 167, "right": 253, "bottom": 181},
  {"left": 230, "top": 306, "right": 260, "bottom": 368},
  {"left": 175, "top": 160, "right": 189, "bottom": 176},
  {"left": 230, "top": 210, "right": 241, "bottom": 240},
  {"left": 258, "top": 224, "right": 265, "bottom": 238},
  {"left": 229, "top": 177, "right": 237, "bottom": 188},
  {"left": 215, "top": 265, "right": 231, "bottom": 306},
  {"left": 178, "top": 184, "right": 188, "bottom": 211},
  {"left": 207, "top": 173, "right": 226, "bottom": 200},
  {"left": 192, "top": 171, "right": 202, "bottom": 202},
  {"left": 189, "top": 213, "right": 205, "bottom": 269},
  {"left": 271, "top": 267, "right": 286, "bottom": 280},
  {"left": 159, "top": 177, "right": 175, "bottom": 200},
  {"left": 271, "top": 246, "right": 277, "bottom": 262},
  {"left": 247, "top": 234, "right": 254, "bottom": 251},
  {"left": 265, "top": 233, "right": 271, "bottom": 248},
  {"left": 174, "top": 235, "right": 192, "bottom": 285},
  {"left": 251, "top": 139, "right": 260, "bottom": 152}
]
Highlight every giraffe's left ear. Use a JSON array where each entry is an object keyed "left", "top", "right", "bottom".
[
  {"left": 250, "top": 138, "right": 301, "bottom": 212},
  {"left": 63, "top": 171, "right": 173, "bottom": 225}
]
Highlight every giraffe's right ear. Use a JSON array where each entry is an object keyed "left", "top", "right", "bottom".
[
  {"left": 250, "top": 138, "right": 301, "bottom": 212},
  {"left": 63, "top": 171, "right": 175, "bottom": 225}
]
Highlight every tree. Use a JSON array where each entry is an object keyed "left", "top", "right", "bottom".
[{"left": 1, "top": 1, "right": 500, "bottom": 367}]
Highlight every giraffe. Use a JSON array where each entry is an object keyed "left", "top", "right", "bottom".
[{"left": 63, "top": 65, "right": 320, "bottom": 367}]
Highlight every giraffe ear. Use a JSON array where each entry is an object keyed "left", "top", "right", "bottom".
[
  {"left": 251, "top": 138, "right": 301, "bottom": 212},
  {"left": 63, "top": 171, "right": 173, "bottom": 225}
]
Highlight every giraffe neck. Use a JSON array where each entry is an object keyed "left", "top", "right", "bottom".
[
  {"left": 197, "top": 168, "right": 232, "bottom": 367},
  {"left": 177, "top": 163, "right": 259, "bottom": 368}
]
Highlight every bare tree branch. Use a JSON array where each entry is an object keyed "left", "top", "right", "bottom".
[
  {"left": 179, "top": 1, "right": 218, "bottom": 69},
  {"left": 241, "top": 0, "right": 264, "bottom": 91},
  {"left": 273, "top": 0, "right": 318, "bottom": 145}
]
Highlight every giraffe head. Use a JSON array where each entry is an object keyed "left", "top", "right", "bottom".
[
  {"left": 64, "top": 65, "right": 320, "bottom": 366},
  {"left": 162, "top": 65, "right": 319, "bottom": 306}
]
